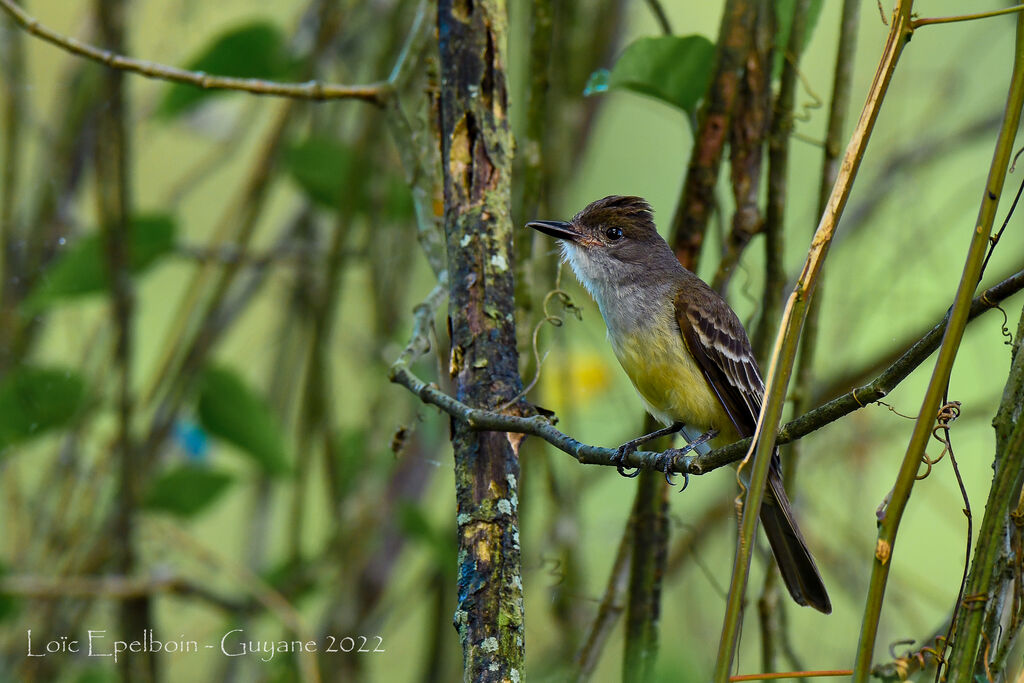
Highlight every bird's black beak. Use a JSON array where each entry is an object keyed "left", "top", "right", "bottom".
[{"left": 526, "top": 220, "right": 579, "bottom": 242}]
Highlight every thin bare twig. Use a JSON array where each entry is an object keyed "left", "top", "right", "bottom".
[
  {"left": 911, "top": 4, "right": 1024, "bottom": 29},
  {"left": 156, "top": 521, "right": 321, "bottom": 683},
  {"left": 644, "top": 0, "right": 673, "bottom": 35},
  {"left": 728, "top": 670, "right": 853, "bottom": 681},
  {"left": 0, "top": 0, "right": 389, "bottom": 105}
]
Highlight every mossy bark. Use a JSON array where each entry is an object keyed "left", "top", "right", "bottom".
[{"left": 437, "top": 0, "right": 525, "bottom": 680}]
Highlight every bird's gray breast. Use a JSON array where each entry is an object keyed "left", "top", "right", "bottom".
[{"left": 594, "top": 280, "right": 676, "bottom": 338}]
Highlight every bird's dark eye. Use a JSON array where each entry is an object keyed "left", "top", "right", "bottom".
[{"left": 605, "top": 227, "right": 624, "bottom": 241}]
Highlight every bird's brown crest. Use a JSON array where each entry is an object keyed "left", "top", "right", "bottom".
[{"left": 573, "top": 195, "right": 656, "bottom": 239}]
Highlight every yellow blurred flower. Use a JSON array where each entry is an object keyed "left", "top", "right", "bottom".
[{"left": 540, "top": 348, "right": 613, "bottom": 414}]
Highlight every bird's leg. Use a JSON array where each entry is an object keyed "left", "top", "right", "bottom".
[
  {"left": 655, "top": 428, "right": 719, "bottom": 490},
  {"left": 611, "top": 422, "right": 685, "bottom": 478}
]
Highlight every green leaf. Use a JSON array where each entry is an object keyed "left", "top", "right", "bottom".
[
  {"left": 606, "top": 35, "right": 715, "bottom": 115},
  {"left": 773, "top": 0, "right": 824, "bottom": 78},
  {"left": 144, "top": 466, "right": 234, "bottom": 518},
  {"left": 197, "top": 366, "right": 290, "bottom": 476},
  {"left": 0, "top": 366, "right": 87, "bottom": 452},
  {"left": 24, "top": 215, "right": 176, "bottom": 313},
  {"left": 157, "top": 22, "right": 293, "bottom": 118},
  {"left": 286, "top": 137, "right": 414, "bottom": 219},
  {"left": 285, "top": 137, "right": 356, "bottom": 208}
]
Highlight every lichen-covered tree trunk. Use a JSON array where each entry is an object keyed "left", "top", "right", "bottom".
[{"left": 437, "top": 0, "right": 525, "bottom": 680}]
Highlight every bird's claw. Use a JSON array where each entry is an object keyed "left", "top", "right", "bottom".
[
  {"left": 611, "top": 443, "right": 642, "bottom": 478},
  {"left": 655, "top": 449, "right": 690, "bottom": 491}
]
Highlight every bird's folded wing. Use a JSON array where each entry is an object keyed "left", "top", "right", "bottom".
[{"left": 674, "top": 290, "right": 765, "bottom": 439}]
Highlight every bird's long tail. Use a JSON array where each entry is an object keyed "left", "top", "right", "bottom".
[{"left": 759, "top": 467, "right": 832, "bottom": 614}]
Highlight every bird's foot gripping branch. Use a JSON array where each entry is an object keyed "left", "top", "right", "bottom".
[{"left": 390, "top": 267, "right": 1024, "bottom": 482}]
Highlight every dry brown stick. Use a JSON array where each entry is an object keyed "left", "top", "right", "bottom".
[
  {"left": 669, "top": 0, "right": 756, "bottom": 270},
  {"left": 711, "top": 0, "right": 771, "bottom": 296},
  {"left": 0, "top": 0, "right": 389, "bottom": 104}
]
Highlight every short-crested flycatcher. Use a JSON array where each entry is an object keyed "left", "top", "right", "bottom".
[{"left": 528, "top": 195, "right": 831, "bottom": 614}]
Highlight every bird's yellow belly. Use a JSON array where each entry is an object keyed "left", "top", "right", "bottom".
[{"left": 609, "top": 326, "right": 734, "bottom": 439}]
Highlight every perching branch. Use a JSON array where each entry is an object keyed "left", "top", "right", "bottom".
[
  {"left": 0, "top": 0, "right": 390, "bottom": 105},
  {"left": 391, "top": 267, "right": 1024, "bottom": 477}
]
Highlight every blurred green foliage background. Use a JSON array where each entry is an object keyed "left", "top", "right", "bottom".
[{"left": 1, "top": 0, "right": 1023, "bottom": 681}]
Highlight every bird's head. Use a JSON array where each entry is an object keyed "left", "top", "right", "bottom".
[{"left": 527, "top": 195, "right": 676, "bottom": 295}]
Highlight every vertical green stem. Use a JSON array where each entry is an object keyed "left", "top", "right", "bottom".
[
  {"left": 713, "top": 4, "right": 915, "bottom": 681},
  {"left": 975, "top": 307, "right": 1024, "bottom": 680},
  {"left": 933, "top": 18, "right": 1024, "bottom": 679}
]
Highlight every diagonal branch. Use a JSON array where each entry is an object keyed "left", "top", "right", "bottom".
[
  {"left": 911, "top": 3, "right": 1024, "bottom": 29},
  {"left": 390, "top": 268, "right": 1024, "bottom": 476},
  {"left": 707, "top": 268, "right": 1024, "bottom": 469},
  {"left": 0, "top": 0, "right": 390, "bottom": 105}
]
